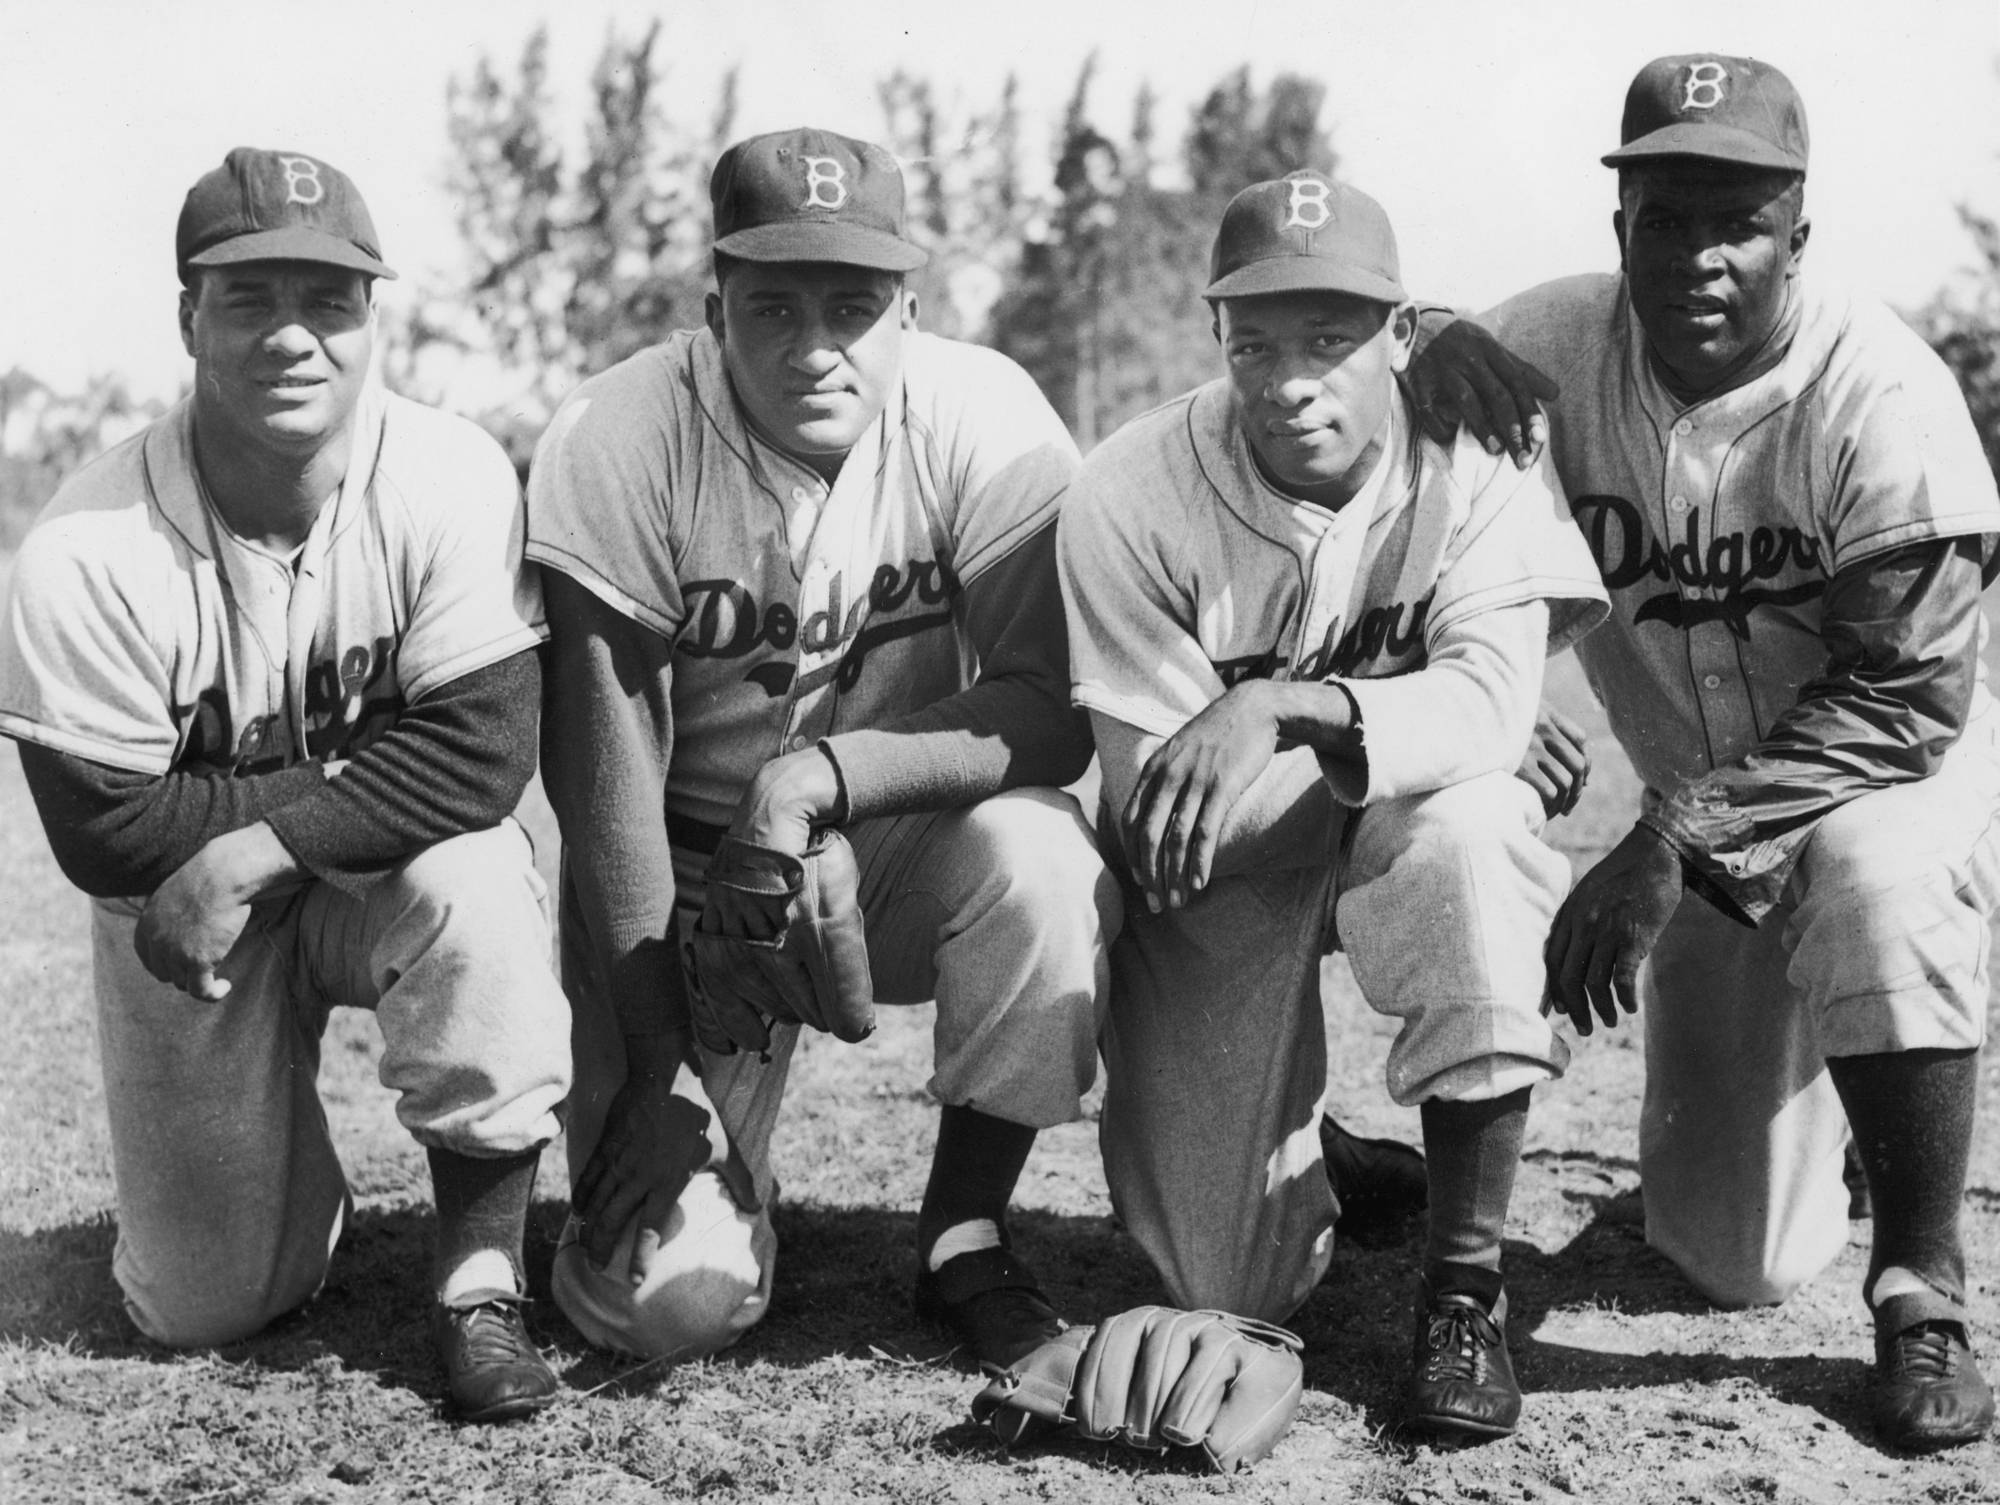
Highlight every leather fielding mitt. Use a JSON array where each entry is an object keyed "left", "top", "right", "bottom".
[
  {"left": 687, "top": 829, "right": 874, "bottom": 1055},
  {"left": 970, "top": 1305, "right": 1305, "bottom": 1474}
]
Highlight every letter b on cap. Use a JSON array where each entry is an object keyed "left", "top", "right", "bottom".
[
  {"left": 1680, "top": 61, "right": 1729, "bottom": 112},
  {"left": 278, "top": 155, "right": 326, "bottom": 206},
  {"left": 801, "top": 156, "right": 849, "bottom": 210},
  {"left": 1284, "top": 178, "right": 1333, "bottom": 231}
]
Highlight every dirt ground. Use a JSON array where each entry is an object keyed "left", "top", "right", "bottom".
[{"left": 4, "top": 653, "right": 2000, "bottom": 1503}]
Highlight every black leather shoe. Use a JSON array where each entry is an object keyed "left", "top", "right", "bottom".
[
  {"left": 915, "top": 1245, "right": 1065, "bottom": 1372},
  {"left": 435, "top": 1289, "right": 560, "bottom": 1423},
  {"left": 1408, "top": 1285, "right": 1520, "bottom": 1441},
  {"left": 1322, "top": 1115, "right": 1428, "bottom": 1236},
  {"left": 1872, "top": 1319, "right": 1994, "bottom": 1452}
]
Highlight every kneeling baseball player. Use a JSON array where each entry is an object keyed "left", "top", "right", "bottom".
[
  {"left": 0, "top": 150, "right": 570, "bottom": 1421},
  {"left": 526, "top": 128, "right": 1121, "bottom": 1371},
  {"left": 1055, "top": 172, "right": 1606, "bottom": 1439}
]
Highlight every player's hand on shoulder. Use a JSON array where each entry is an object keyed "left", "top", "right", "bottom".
[
  {"left": 571, "top": 1048, "right": 715, "bottom": 1286},
  {"left": 1516, "top": 707, "right": 1591, "bottom": 819},
  {"left": 1542, "top": 823, "right": 1682, "bottom": 1037},
  {"left": 1407, "top": 317, "right": 1559, "bottom": 469},
  {"left": 1121, "top": 681, "right": 1283, "bottom": 914}
]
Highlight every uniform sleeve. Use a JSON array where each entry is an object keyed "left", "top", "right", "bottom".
[
  {"left": 1332, "top": 600, "right": 1549, "bottom": 804},
  {"left": 1643, "top": 537, "right": 1982, "bottom": 923},
  {"left": 391, "top": 427, "right": 547, "bottom": 703},
  {"left": 818, "top": 521, "right": 1093, "bottom": 819},
  {"left": 540, "top": 570, "right": 689, "bottom": 1037},
  {"left": 0, "top": 517, "right": 180, "bottom": 774},
  {"left": 1060, "top": 458, "right": 1227, "bottom": 737},
  {"left": 525, "top": 366, "right": 689, "bottom": 639}
]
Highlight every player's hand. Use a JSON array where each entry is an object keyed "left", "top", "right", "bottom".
[
  {"left": 133, "top": 841, "right": 259, "bottom": 1000},
  {"left": 715, "top": 748, "right": 843, "bottom": 940},
  {"left": 1543, "top": 824, "right": 1683, "bottom": 1036},
  {"left": 571, "top": 1046, "right": 715, "bottom": 1286},
  {"left": 1121, "top": 681, "right": 1282, "bottom": 912},
  {"left": 1516, "top": 707, "right": 1591, "bottom": 819},
  {"left": 1407, "top": 317, "right": 1560, "bottom": 469}
]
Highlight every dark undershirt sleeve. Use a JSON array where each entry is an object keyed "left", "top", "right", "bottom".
[
  {"left": 818, "top": 522, "right": 1095, "bottom": 820},
  {"left": 17, "top": 651, "right": 541, "bottom": 900},
  {"left": 264, "top": 650, "right": 541, "bottom": 893},
  {"left": 1644, "top": 536, "right": 1983, "bottom": 924},
  {"left": 19, "top": 744, "right": 328, "bottom": 899}
]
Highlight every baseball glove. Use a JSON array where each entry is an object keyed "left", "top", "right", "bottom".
[
  {"left": 970, "top": 1305, "right": 1304, "bottom": 1474},
  {"left": 686, "top": 829, "right": 874, "bottom": 1055}
]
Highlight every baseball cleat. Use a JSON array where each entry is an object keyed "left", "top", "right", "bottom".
[
  {"left": 1870, "top": 1319, "right": 1994, "bottom": 1452},
  {"left": 435, "top": 1289, "right": 560, "bottom": 1423},
  {"left": 1407, "top": 1284, "right": 1521, "bottom": 1441},
  {"left": 1321, "top": 1114, "right": 1428, "bottom": 1235},
  {"left": 915, "top": 1244, "right": 1066, "bottom": 1373}
]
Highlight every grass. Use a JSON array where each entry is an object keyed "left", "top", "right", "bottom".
[{"left": 4, "top": 623, "right": 2000, "bottom": 1502}]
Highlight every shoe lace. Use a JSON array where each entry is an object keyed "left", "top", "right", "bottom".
[
  {"left": 1889, "top": 1323, "right": 1963, "bottom": 1382},
  {"left": 1421, "top": 1302, "right": 1502, "bottom": 1384},
  {"left": 452, "top": 1299, "right": 538, "bottom": 1365}
]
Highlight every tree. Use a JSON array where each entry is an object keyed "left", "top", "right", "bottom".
[
  {"left": 388, "top": 25, "right": 736, "bottom": 468},
  {"left": 1912, "top": 204, "right": 2000, "bottom": 481}
]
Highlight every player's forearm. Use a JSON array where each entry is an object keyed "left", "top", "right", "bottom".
[
  {"left": 1646, "top": 538, "right": 1981, "bottom": 922},
  {"left": 541, "top": 570, "right": 689, "bottom": 1037},
  {"left": 16, "top": 741, "right": 328, "bottom": 899},
  {"left": 1327, "top": 601, "right": 1548, "bottom": 804},
  {"left": 260, "top": 651, "right": 539, "bottom": 894},
  {"left": 822, "top": 524, "right": 1092, "bottom": 818}
]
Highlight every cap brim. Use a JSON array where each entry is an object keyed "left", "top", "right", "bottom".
[
  {"left": 1203, "top": 257, "right": 1405, "bottom": 305},
  {"left": 1602, "top": 124, "right": 1805, "bottom": 173},
  {"left": 714, "top": 221, "right": 928, "bottom": 273},
  {"left": 187, "top": 227, "right": 397, "bottom": 280}
]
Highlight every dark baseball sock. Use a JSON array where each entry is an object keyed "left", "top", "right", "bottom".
[
  {"left": 428, "top": 1145, "right": 542, "bottom": 1297},
  {"left": 917, "top": 1104, "right": 1037, "bottom": 1265},
  {"left": 1827, "top": 1047, "right": 1976, "bottom": 1315},
  {"left": 1419, "top": 1087, "right": 1530, "bottom": 1309}
]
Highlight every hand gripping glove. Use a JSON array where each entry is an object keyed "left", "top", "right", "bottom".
[
  {"left": 686, "top": 829, "right": 875, "bottom": 1056},
  {"left": 970, "top": 1305, "right": 1305, "bottom": 1473}
]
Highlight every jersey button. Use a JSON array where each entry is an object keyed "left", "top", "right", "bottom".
[
  {"left": 788, "top": 734, "right": 811, "bottom": 753},
  {"left": 1673, "top": 418, "right": 1693, "bottom": 437},
  {"left": 1702, "top": 674, "right": 1722, "bottom": 690},
  {"left": 1668, "top": 494, "right": 1690, "bottom": 513}
]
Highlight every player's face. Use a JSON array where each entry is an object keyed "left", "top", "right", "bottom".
[
  {"left": 179, "top": 262, "right": 374, "bottom": 453},
  {"left": 1219, "top": 292, "right": 1416, "bottom": 508},
  {"left": 1616, "top": 165, "right": 1809, "bottom": 396},
  {"left": 707, "top": 262, "right": 916, "bottom": 473}
]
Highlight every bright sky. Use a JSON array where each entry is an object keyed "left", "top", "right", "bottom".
[{"left": 3, "top": 0, "right": 1995, "bottom": 402}]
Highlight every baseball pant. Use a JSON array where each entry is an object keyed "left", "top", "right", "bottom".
[
  {"left": 552, "top": 786, "right": 1117, "bottom": 1360},
  {"left": 1101, "top": 769, "right": 1571, "bottom": 1324},
  {"left": 1640, "top": 706, "right": 2000, "bottom": 1308},
  {"left": 91, "top": 821, "right": 571, "bottom": 1348}
]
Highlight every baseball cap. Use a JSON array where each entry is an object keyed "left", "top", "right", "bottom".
[
  {"left": 710, "top": 127, "right": 928, "bottom": 272},
  {"left": 177, "top": 147, "right": 396, "bottom": 282},
  {"left": 1203, "top": 171, "right": 1405, "bottom": 305},
  {"left": 1602, "top": 55, "right": 1809, "bottom": 173}
]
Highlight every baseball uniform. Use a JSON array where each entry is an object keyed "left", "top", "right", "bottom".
[
  {"left": 1062, "top": 377, "right": 1606, "bottom": 1321},
  {"left": 0, "top": 385, "right": 570, "bottom": 1346},
  {"left": 1481, "top": 270, "right": 2000, "bottom": 1305},
  {"left": 527, "top": 323, "right": 1116, "bottom": 1359}
]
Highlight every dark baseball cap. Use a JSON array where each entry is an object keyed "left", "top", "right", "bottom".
[
  {"left": 1203, "top": 171, "right": 1404, "bottom": 305},
  {"left": 177, "top": 147, "right": 396, "bottom": 283},
  {"left": 710, "top": 127, "right": 928, "bottom": 273},
  {"left": 1602, "top": 55, "right": 1809, "bottom": 173}
]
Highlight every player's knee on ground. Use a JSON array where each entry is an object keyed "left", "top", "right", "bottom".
[
  {"left": 119, "top": 1234, "right": 336, "bottom": 1349},
  {"left": 552, "top": 1169, "right": 775, "bottom": 1360}
]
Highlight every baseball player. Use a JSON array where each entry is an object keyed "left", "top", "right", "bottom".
[
  {"left": 524, "top": 128, "right": 1122, "bottom": 1371},
  {"left": 0, "top": 148, "right": 571, "bottom": 1423},
  {"left": 1410, "top": 55, "right": 2000, "bottom": 1451},
  {"left": 1058, "top": 171, "right": 1607, "bottom": 1439}
]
